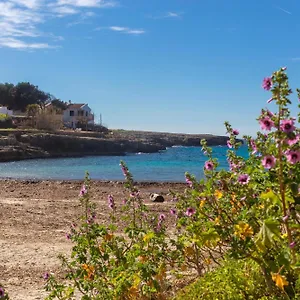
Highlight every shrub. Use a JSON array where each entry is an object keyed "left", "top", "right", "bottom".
[
  {"left": 175, "top": 258, "right": 278, "bottom": 300},
  {"left": 44, "top": 67, "right": 299, "bottom": 299}
]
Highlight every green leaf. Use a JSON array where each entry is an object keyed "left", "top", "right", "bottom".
[
  {"left": 201, "top": 228, "right": 220, "bottom": 245},
  {"left": 255, "top": 219, "right": 280, "bottom": 251},
  {"left": 260, "top": 190, "right": 280, "bottom": 205}
]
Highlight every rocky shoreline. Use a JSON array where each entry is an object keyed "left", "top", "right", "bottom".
[{"left": 0, "top": 129, "right": 233, "bottom": 162}]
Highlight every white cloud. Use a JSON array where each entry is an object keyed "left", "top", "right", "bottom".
[
  {"left": 0, "top": 37, "right": 53, "bottom": 49},
  {"left": 275, "top": 6, "right": 292, "bottom": 15},
  {"left": 55, "top": 0, "right": 116, "bottom": 8},
  {"left": 166, "top": 12, "right": 180, "bottom": 18},
  {"left": 66, "top": 11, "right": 95, "bottom": 26},
  {"left": 51, "top": 5, "right": 79, "bottom": 15},
  {"left": 109, "top": 26, "right": 145, "bottom": 35},
  {"left": 10, "top": 0, "right": 42, "bottom": 9},
  {"left": 0, "top": 0, "right": 118, "bottom": 50},
  {"left": 149, "top": 11, "right": 183, "bottom": 19},
  {"left": 291, "top": 57, "right": 300, "bottom": 61},
  {"left": 109, "top": 26, "right": 127, "bottom": 31}
]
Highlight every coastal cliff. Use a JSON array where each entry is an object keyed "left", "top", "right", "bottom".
[{"left": 0, "top": 129, "right": 234, "bottom": 162}]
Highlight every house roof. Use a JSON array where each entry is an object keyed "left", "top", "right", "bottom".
[{"left": 67, "top": 103, "right": 86, "bottom": 109}]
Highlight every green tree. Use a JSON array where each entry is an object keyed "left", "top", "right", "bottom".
[
  {"left": 0, "top": 83, "right": 14, "bottom": 108},
  {"left": 10, "top": 82, "right": 51, "bottom": 111},
  {"left": 51, "top": 99, "right": 68, "bottom": 112}
]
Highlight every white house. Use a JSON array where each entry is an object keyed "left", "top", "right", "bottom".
[
  {"left": 63, "top": 103, "right": 94, "bottom": 129},
  {"left": 0, "top": 106, "right": 13, "bottom": 116}
]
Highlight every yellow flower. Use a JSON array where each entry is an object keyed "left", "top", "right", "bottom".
[
  {"left": 82, "top": 264, "right": 95, "bottom": 281},
  {"left": 231, "top": 193, "right": 236, "bottom": 201},
  {"left": 272, "top": 273, "right": 289, "bottom": 290},
  {"left": 200, "top": 200, "right": 206, "bottom": 208},
  {"left": 214, "top": 217, "right": 220, "bottom": 225},
  {"left": 204, "top": 258, "right": 212, "bottom": 265},
  {"left": 214, "top": 190, "right": 223, "bottom": 199},
  {"left": 234, "top": 222, "right": 254, "bottom": 240}
]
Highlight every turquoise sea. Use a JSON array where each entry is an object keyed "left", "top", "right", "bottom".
[{"left": 0, "top": 146, "right": 249, "bottom": 182}]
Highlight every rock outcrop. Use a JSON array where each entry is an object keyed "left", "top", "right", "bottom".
[{"left": 0, "top": 129, "right": 239, "bottom": 162}]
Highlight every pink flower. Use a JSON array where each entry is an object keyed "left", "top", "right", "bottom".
[
  {"left": 159, "top": 214, "right": 166, "bottom": 221},
  {"left": 185, "top": 207, "right": 196, "bottom": 217},
  {"left": 280, "top": 119, "right": 296, "bottom": 133},
  {"left": 282, "top": 215, "right": 289, "bottom": 222},
  {"left": 290, "top": 241, "right": 296, "bottom": 249},
  {"left": 259, "top": 116, "right": 274, "bottom": 131},
  {"left": 285, "top": 150, "right": 300, "bottom": 164},
  {"left": 170, "top": 208, "right": 176, "bottom": 215},
  {"left": 43, "top": 273, "right": 50, "bottom": 280},
  {"left": 238, "top": 174, "right": 250, "bottom": 185},
  {"left": 227, "top": 140, "right": 233, "bottom": 148},
  {"left": 262, "top": 77, "right": 272, "bottom": 90},
  {"left": 204, "top": 161, "right": 214, "bottom": 171},
  {"left": 232, "top": 129, "right": 239, "bottom": 135},
  {"left": 250, "top": 139, "right": 258, "bottom": 154},
  {"left": 79, "top": 185, "right": 87, "bottom": 197},
  {"left": 287, "top": 134, "right": 300, "bottom": 146},
  {"left": 266, "top": 110, "right": 274, "bottom": 118},
  {"left": 108, "top": 194, "right": 115, "bottom": 210},
  {"left": 185, "top": 175, "right": 193, "bottom": 188},
  {"left": 262, "top": 155, "right": 276, "bottom": 169}
]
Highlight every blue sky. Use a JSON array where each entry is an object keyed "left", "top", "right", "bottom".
[{"left": 0, "top": 0, "right": 299, "bottom": 136}]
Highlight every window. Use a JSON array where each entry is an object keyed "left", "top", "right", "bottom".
[
  {"left": 78, "top": 110, "right": 84, "bottom": 116},
  {"left": 86, "top": 111, "right": 88, "bottom": 117},
  {"left": 70, "top": 110, "right": 74, "bottom": 116}
]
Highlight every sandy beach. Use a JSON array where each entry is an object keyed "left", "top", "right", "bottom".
[{"left": 0, "top": 179, "right": 186, "bottom": 300}]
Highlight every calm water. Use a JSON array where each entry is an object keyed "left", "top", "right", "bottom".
[{"left": 0, "top": 146, "right": 248, "bottom": 182}]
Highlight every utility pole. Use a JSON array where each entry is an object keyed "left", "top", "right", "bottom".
[{"left": 99, "top": 113, "right": 102, "bottom": 126}]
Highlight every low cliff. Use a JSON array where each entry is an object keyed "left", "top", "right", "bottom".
[{"left": 0, "top": 129, "right": 235, "bottom": 162}]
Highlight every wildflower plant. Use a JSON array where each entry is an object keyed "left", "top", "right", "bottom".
[
  {"left": 45, "top": 167, "right": 182, "bottom": 299},
  {"left": 45, "top": 67, "right": 299, "bottom": 299},
  {"left": 176, "top": 67, "right": 300, "bottom": 298}
]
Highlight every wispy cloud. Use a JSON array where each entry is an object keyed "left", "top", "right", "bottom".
[
  {"left": 291, "top": 57, "right": 300, "bottom": 61},
  {"left": 149, "top": 11, "right": 183, "bottom": 20},
  {"left": 55, "top": 0, "right": 117, "bottom": 8},
  {"left": 166, "top": 12, "right": 181, "bottom": 18},
  {"left": 94, "top": 26, "right": 146, "bottom": 35},
  {"left": 0, "top": 0, "right": 117, "bottom": 50},
  {"left": 275, "top": 6, "right": 292, "bottom": 15},
  {"left": 0, "top": 37, "right": 54, "bottom": 49},
  {"left": 67, "top": 11, "right": 95, "bottom": 27},
  {"left": 109, "top": 26, "right": 145, "bottom": 34}
]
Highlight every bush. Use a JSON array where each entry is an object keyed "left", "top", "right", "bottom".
[
  {"left": 44, "top": 67, "right": 300, "bottom": 299},
  {"left": 175, "top": 259, "right": 278, "bottom": 300},
  {"left": 0, "top": 113, "right": 14, "bottom": 128}
]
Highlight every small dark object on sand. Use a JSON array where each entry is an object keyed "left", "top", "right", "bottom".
[{"left": 150, "top": 193, "right": 165, "bottom": 203}]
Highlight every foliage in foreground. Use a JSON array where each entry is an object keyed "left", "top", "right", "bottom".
[
  {"left": 44, "top": 67, "right": 300, "bottom": 299},
  {"left": 175, "top": 259, "right": 277, "bottom": 300}
]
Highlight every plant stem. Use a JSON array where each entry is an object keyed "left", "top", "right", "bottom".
[{"left": 277, "top": 103, "right": 295, "bottom": 263}]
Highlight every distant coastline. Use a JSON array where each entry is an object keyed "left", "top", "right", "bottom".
[{"left": 0, "top": 128, "right": 239, "bottom": 162}]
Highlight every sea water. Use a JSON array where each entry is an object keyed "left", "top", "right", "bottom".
[{"left": 0, "top": 145, "right": 249, "bottom": 182}]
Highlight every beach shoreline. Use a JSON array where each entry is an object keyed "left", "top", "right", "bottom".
[{"left": 0, "top": 179, "right": 186, "bottom": 299}]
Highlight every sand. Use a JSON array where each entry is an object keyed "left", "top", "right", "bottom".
[{"left": 0, "top": 179, "right": 185, "bottom": 299}]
